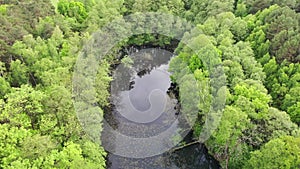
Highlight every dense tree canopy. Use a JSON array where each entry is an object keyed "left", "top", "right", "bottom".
[{"left": 0, "top": 0, "right": 299, "bottom": 168}]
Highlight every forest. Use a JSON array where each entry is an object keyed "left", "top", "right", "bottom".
[{"left": 0, "top": 0, "right": 300, "bottom": 168}]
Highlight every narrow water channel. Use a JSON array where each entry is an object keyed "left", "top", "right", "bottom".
[{"left": 102, "top": 47, "right": 220, "bottom": 169}]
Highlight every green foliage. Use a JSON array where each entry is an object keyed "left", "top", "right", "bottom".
[
  {"left": 0, "top": 0, "right": 55, "bottom": 63},
  {"left": 85, "top": 0, "right": 123, "bottom": 32},
  {"left": 0, "top": 5, "right": 8, "bottom": 15},
  {"left": 0, "top": 62, "right": 10, "bottom": 98},
  {"left": 95, "top": 61, "right": 112, "bottom": 107},
  {"left": 263, "top": 59, "right": 300, "bottom": 123},
  {"left": 0, "top": 124, "right": 32, "bottom": 167},
  {"left": 235, "top": 2, "right": 248, "bottom": 17},
  {"left": 80, "top": 140, "right": 107, "bottom": 168},
  {"left": 127, "top": 0, "right": 184, "bottom": 15},
  {"left": 1, "top": 1, "right": 300, "bottom": 169},
  {"left": 206, "top": 105, "right": 250, "bottom": 168},
  {"left": 7, "top": 60, "right": 29, "bottom": 87},
  {"left": 244, "top": 5, "right": 300, "bottom": 129},
  {"left": 0, "top": 85, "right": 45, "bottom": 129},
  {"left": 287, "top": 102, "right": 300, "bottom": 125},
  {"left": 20, "top": 134, "right": 56, "bottom": 159},
  {"left": 185, "top": 0, "right": 235, "bottom": 24},
  {"left": 58, "top": 0, "right": 88, "bottom": 23},
  {"left": 245, "top": 136, "right": 300, "bottom": 169},
  {"left": 172, "top": 7, "right": 300, "bottom": 167}
]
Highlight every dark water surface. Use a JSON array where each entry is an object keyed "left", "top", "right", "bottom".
[{"left": 103, "top": 48, "right": 220, "bottom": 169}]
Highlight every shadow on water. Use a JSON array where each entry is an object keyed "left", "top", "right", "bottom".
[
  {"left": 102, "top": 47, "right": 220, "bottom": 169},
  {"left": 105, "top": 131, "right": 220, "bottom": 169}
]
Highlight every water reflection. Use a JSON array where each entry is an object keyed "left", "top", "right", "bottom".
[
  {"left": 109, "top": 48, "right": 178, "bottom": 138},
  {"left": 117, "top": 65, "right": 171, "bottom": 123},
  {"left": 103, "top": 48, "right": 220, "bottom": 168}
]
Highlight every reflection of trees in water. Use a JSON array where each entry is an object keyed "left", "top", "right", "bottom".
[
  {"left": 112, "top": 47, "right": 174, "bottom": 93},
  {"left": 109, "top": 48, "right": 178, "bottom": 137},
  {"left": 104, "top": 46, "right": 220, "bottom": 169},
  {"left": 132, "top": 48, "right": 172, "bottom": 76}
]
